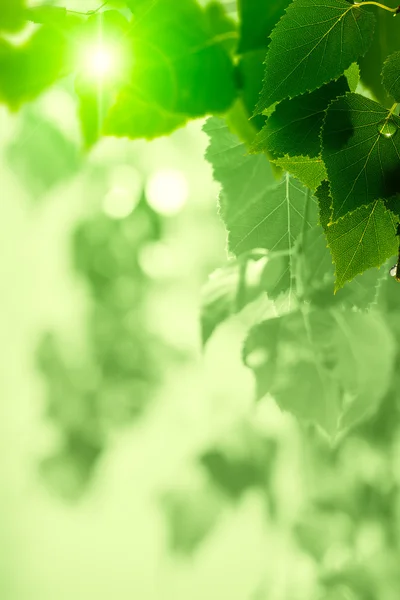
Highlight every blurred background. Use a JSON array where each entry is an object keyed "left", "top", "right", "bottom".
[{"left": 2, "top": 2, "right": 400, "bottom": 600}]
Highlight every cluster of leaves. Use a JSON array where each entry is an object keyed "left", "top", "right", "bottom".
[
  {"left": 199, "top": 0, "right": 400, "bottom": 441},
  {"left": 0, "top": 0, "right": 238, "bottom": 144},
  {"left": 4, "top": 0, "right": 400, "bottom": 480}
]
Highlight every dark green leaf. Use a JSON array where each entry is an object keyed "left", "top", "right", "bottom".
[
  {"left": 322, "top": 93, "right": 400, "bottom": 221},
  {"left": 254, "top": 0, "right": 375, "bottom": 113},
  {"left": 252, "top": 77, "right": 349, "bottom": 159},
  {"left": 316, "top": 180, "right": 398, "bottom": 289}
]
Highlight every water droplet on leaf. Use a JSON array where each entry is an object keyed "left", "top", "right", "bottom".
[{"left": 377, "top": 119, "right": 398, "bottom": 138}]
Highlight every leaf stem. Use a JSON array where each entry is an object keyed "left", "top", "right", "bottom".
[{"left": 353, "top": 1, "right": 400, "bottom": 14}]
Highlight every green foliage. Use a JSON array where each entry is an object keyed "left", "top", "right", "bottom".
[
  {"left": 0, "top": 0, "right": 26, "bottom": 32},
  {"left": 251, "top": 77, "right": 350, "bottom": 158},
  {"left": 3, "top": 0, "right": 400, "bottom": 462},
  {"left": 0, "top": 27, "right": 70, "bottom": 108},
  {"left": 254, "top": 0, "right": 375, "bottom": 113},
  {"left": 203, "top": 117, "right": 318, "bottom": 269},
  {"left": 104, "top": 0, "right": 237, "bottom": 140}
]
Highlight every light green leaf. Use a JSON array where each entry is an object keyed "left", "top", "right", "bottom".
[
  {"left": 201, "top": 250, "right": 289, "bottom": 343},
  {"left": 344, "top": 62, "right": 360, "bottom": 93},
  {"left": 254, "top": 0, "right": 375, "bottom": 113},
  {"left": 0, "top": 0, "right": 26, "bottom": 31},
  {"left": 273, "top": 155, "right": 327, "bottom": 191},
  {"left": 316, "top": 181, "right": 398, "bottom": 290},
  {"left": 203, "top": 116, "right": 318, "bottom": 261},
  {"left": 243, "top": 307, "right": 395, "bottom": 437},
  {"left": 25, "top": 6, "right": 68, "bottom": 26},
  {"left": 252, "top": 77, "right": 349, "bottom": 159},
  {"left": 322, "top": 93, "right": 400, "bottom": 221},
  {"left": 382, "top": 50, "right": 400, "bottom": 103},
  {"left": 0, "top": 27, "right": 69, "bottom": 109}
]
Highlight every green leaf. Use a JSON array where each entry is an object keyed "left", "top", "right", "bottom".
[
  {"left": 25, "top": 6, "right": 68, "bottom": 26},
  {"left": 316, "top": 181, "right": 398, "bottom": 290},
  {"left": 344, "top": 62, "right": 360, "bottom": 93},
  {"left": 0, "top": 27, "right": 69, "bottom": 109},
  {"left": 251, "top": 77, "right": 349, "bottom": 159},
  {"left": 382, "top": 50, "right": 400, "bottom": 103},
  {"left": 298, "top": 222, "right": 392, "bottom": 308},
  {"left": 105, "top": 0, "right": 237, "bottom": 140},
  {"left": 203, "top": 117, "right": 318, "bottom": 258},
  {"left": 254, "top": 0, "right": 375, "bottom": 113},
  {"left": 243, "top": 307, "right": 395, "bottom": 437},
  {"left": 201, "top": 250, "right": 289, "bottom": 343},
  {"left": 273, "top": 155, "right": 327, "bottom": 191},
  {"left": 322, "top": 93, "right": 400, "bottom": 221},
  {"left": 237, "top": 0, "right": 291, "bottom": 53},
  {"left": 0, "top": 0, "right": 26, "bottom": 32},
  {"left": 6, "top": 108, "right": 81, "bottom": 198}
]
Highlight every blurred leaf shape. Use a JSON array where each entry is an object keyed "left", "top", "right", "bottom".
[
  {"left": 0, "top": 25, "right": 70, "bottom": 108},
  {"left": 201, "top": 250, "right": 288, "bottom": 344},
  {"left": 237, "top": 0, "right": 291, "bottom": 54},
  {"left": 162, "top": 486, "right": 223, "bottom": 555},
  {"left": 0, "top": 0, "right": 26, "bottom": 32},
  {"left": 199, "top": 423, "right": 277, "bottom": 502},
  {"left": 6, "top": 108, "right": 81, "bottom": 198},
  {"left": 243, "top": 308, "right": 396, "bottom": 437}
]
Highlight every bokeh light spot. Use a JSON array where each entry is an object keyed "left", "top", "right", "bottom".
[
  {"left": 82, "top": 43, "right": 119, "bottom": 82},
  {"left": 146, "top": 169, "right": 189, "bottom": 216},
  {"left": 103, "top": 165, "right": 142, "bottom": 219}
]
